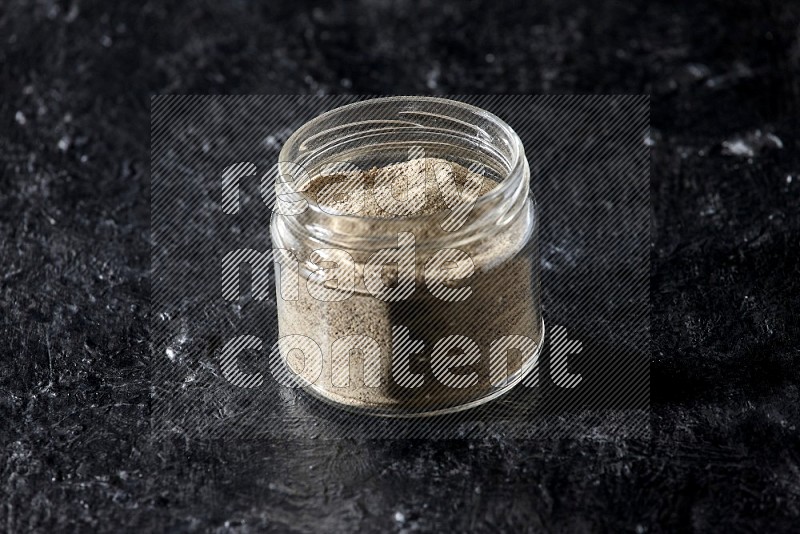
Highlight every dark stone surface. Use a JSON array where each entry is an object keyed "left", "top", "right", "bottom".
[{"left": 1, "top": 0, "right": 798, "bottom": 531}]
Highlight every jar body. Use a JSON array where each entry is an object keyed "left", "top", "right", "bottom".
[{"left": 272, "top": 97, "right": 543, "bottom": 416}]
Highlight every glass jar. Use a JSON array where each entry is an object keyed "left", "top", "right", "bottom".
[{"left": 271, "top": 96, "right": 543, "bottom": 417}]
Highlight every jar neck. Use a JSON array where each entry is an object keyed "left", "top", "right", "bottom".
[
  {"left": 272, "top": 97, "right": 533, "bottom": 262},
  {"left": 272, "top": 157, "right": 530, "bottom": 264}
]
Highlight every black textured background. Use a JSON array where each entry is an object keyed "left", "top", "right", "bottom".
[{"left": 1, "top": 0, "right": 799, "bottom": 531}]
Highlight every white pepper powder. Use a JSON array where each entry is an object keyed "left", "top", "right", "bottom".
[{"left": 276, "top": 157, "right": 542, "bottom": 412}]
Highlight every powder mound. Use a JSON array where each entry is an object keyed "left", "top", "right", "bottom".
[{"left": 304, "top": 157, "right": 498, "bottom": 218}]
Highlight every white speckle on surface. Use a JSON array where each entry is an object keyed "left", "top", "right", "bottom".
[
  {"left": 265, "top": 135, "right": 280, "bottom": 150},
  {"left": 175, "top": 331, "right": 189, "bottom": 346},
  {"left": 165, "top": 347, "right": 176, "bottom": 361},
  {"left": 721, "top": 139, "right": 753, "bottom": 157},
  {"left": 394, "top": 511, "right": 406, "bottom": 523},
  {"left": 705, "top": 62, "right": 754, "bottom": 89},
  {"left": 700, "top": 193, "right": 721, "bottom": 217},
  {"left": 15, "top": 111, "right": 26, "bottom": 125},
  {"left": 685, "top": 63, "right": 711, "bottom": 80},
  {"left": 787, "top": 175, "right": 793, "bottom": 184},
  {"left": 765, "top": 133, "right": 783, "bottom": 148},
  {"left": 57, "top": 136, "right": 71, "bottom": 152},
  {"left": 182, "top": 372, "right": 196, "bottom": 388},
  {"left": 721, "top": 130, "right": 783, "bottom": 158},
  {"left": 426, "top": 66, "right": 440, "bottom": 89},
  {"left": 65, "top": 4, "right": 80, "bottom": 22}
]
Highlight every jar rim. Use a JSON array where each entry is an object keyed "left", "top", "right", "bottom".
[{"left": 277, "top": 96, "right": 527, "bottom": 224}]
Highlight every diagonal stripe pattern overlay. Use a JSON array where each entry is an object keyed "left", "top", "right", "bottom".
[{"left": 150, "top": 95, "right": 650, "bottom": 440}]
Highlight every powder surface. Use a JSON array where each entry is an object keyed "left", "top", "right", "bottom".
[{"left": 303, "top": 157, "right": 498, "bottom": 217}]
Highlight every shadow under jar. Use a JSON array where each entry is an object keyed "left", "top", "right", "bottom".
[{"left": 271, "top": 96, "right": 543, "bottom": 417}]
